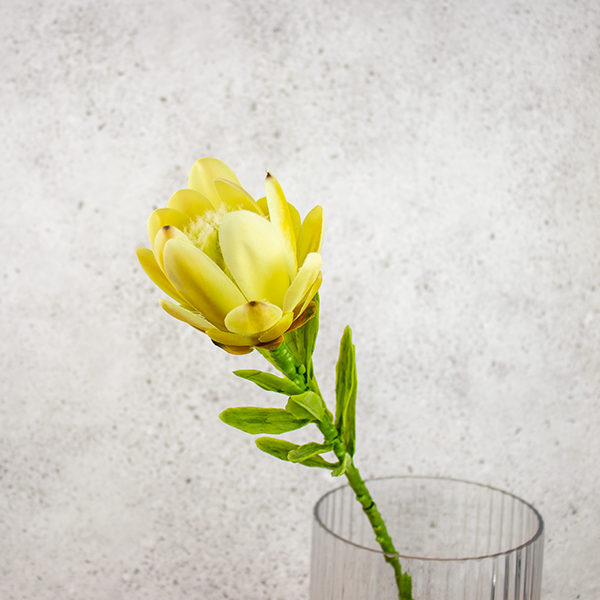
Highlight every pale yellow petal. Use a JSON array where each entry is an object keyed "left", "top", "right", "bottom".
[
  {"left": 265, "top": 173, "right": 297, "bottom": 278},
  {"left": 283, "top": 253, "right": 322, "bottom": 313},
  {"left": 298, "top": 272, "right": 322, "bottom": 316},
  {"left": 219, "top": 210, "right": 290, "bottom": 307},
  {"left": 163, "top": 238, "right": 246, "bottom": 330},
  {"left": 206, "top": 328, "right": 257, "bottom": 347},
  {"left": 153, "top": 225, "right": 192, "bottom": 272},
  {"left": 136, "top": 247, "right": 192, "bottom": 308},
  {"left": 257, "top": 196, "right": 268, "bottom": 216},
  {"left": 147, "top": 208, "right": 190, "bottom": 250},
  {"left": 158, "top": 298, "right": 214, "bottom": 331},
  {"left": 258, "top": 311, "right": 294, "bottom": 343},
  {"left": 224, "top": 301, "right": 283, "bottom": 336},
  {"left": 213, "top": 179, "right": 264, "bottom": 214},
  {"left": 188, "top": 158, "right": 241, "bottom": 208},
  {"left": 297, "top": 205, "right": 324, "bottom": 267},
  {"left": 167, "top": 188, "right": 214, "bottom": 220}
]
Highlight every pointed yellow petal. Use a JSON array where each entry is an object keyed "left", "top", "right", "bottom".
[
  {"left": 219, "top": 210, "right": 290, "bottom": 307},
  {"left": 188, "top": 158, "right": 242, "bottom": 208},
  {"left": 158, "top": 298, "right": 214, "bottom": 331},
  {"left": 153, "top": 225, "right": 192, "bottom": 272},
  {"left": 258, "top": 311, "right": 294, "bottom": 343},
  {"left": 147, "top": 208, "right": 190, "bottom": 250},
  {"left": 213, "top": 179, "right": 264, "bottom": 214},
  {"left": 265, "top": 173, "right": 297, "bottom": 278},
  {"left": 206, "top": 328, "right": 257, "bottom": 347},
  {"left": 224, "top": 301, "right": 283, "bottom": 336},
  {"left": 167, "top": 188, "right": 214, "bottom": 220},
  {"left": 287, "top": 201, "right": 301, "bottom": 244},
  {"left": 297, "top": 205, "right": 324, "bottom": 267},
  {"left": 283, "top": 253, "right": 322, "bottom": 313},
  {"left": 163, "top": 239, "right": 246, "bottom": 330},
  {"left": 136, "top": 247, "right": 192, "bottom": 308}
]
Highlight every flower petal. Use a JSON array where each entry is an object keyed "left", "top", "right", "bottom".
[
  {"left": 258, "top": 311, "right": 294, "bottom": 343},
  {"left": 265, "top": 173, "right": 297, "bottom": 278},
  {"left": 297, "top": 205, "right": 324, "bottom": 267},
  {"left": 136, "top": 247, "right": 192, "bottom": 308},
  {"left": 213, "top": 179, "right": 264, "bottom": 214},
  {"left": 212, "top": 342, "right": 254, "bottom": 355},
  {"left": 159, "top": 298, "right": 214, "bottom": 331},
  {"left": 153, "top": 225, "right": 192, "bottom": 272},
  {"left": 287, "top": 201, "right": 301, "bottom": 244},
  {"left": 163, "top": 238, "right": 247, "bottom": 329},
  {"left": 257, "top": 196, "right": 268, "bottom": 215},
  {"left": 206, "top": 328, "right": 257, "bottom": 347},
  {"left": 283, "top": 253, "right": 322, "bottom": 313},
  {"left": 148, "top": 208, "right": 190, "bottom": 250},
  {"left": 224, "top": 301, "right": 283, "bottom": 336},
  {"left": 167, "top": 188, "right": 214, "bottom": 220},
  {"left": 219, "top": 210, "right": 290, "bottom": 307},
  {"left": 287, "top": 302, "right": 317, "bottom": 333},
  {"left": 298, "top": 272, "right": 322, "bottom": 315},
  {"left": 188, "top": 158, "right": 242, "bottom": 208}
]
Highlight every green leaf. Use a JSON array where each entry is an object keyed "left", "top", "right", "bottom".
[
  {"left": 256, "top": 437, "right": 336, "bottom": 469},
  {"left": 335, "top": 326, "right": 357, "bottom": 456},
  {"left": 255, "top": 437, "right": 297, "bottom": 461},
  {"left": 233, "top": 369, "right": 304, "bottom": 395},
  {"left": 288, "top": 442, "right": 333, "bottom": 463},
  {"left": 219, "top": 407, "right": 310, "bottom": 435},
  {"left": 288, "top": 391, "right": 327, "bottom": 422},
  {"left": 285, "top": 397, "right": 314, "bottom": 420},
  {"left": 331, "top": 453, "right": 350, "bottom": 477}
]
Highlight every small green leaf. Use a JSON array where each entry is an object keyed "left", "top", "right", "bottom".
[
  {"left": 285, "top": 397, "right": 314, "bottom": 420},
  {"left": 288, "top": 391, "right": 327, "bottom": 422},
  {"left": 220, "top": 407, "right": 310, "bottom": 435},
  {"left": 288, "top": 442, "right": 333, "bottom": 463},
  {"left": 334, "top": 326, "right": 357, "bottom": 456},
  {"left": 256, "top": 437, "right": 336, "bottom": 469},
  {"left": 255, "top": 437, "right": 297, "bottom": 461},
  {"left": 233, "top": 369, "right": 304, "bottom": 395},
  {"left": 331, "top": 453, "right": 350, "bottom": 477}
]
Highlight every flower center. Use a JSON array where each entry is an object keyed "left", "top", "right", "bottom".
[{"left": 184, "top": 205, "right": 230, "bottom": 271}]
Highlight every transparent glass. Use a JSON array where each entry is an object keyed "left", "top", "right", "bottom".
[{"left": 310, "top": 476, "right": 544, "bottom": 600}]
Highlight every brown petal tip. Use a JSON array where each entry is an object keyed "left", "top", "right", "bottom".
[
  {"left": 256, "top": 336, "right": 284, "bottom": 351},
  {"left": 211, "top": 340, "right": 254, "bottom": 355}
]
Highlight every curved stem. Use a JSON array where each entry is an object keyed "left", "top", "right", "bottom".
[{"left": 267, "top": 341, "right": 414, "bottom": 600}]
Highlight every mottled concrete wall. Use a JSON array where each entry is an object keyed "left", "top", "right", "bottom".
[{"left": 1, "top": 1, "right": 598, "bottom": 598}]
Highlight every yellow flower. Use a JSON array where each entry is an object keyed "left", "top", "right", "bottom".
[{"left": 137, "top": 158, "right": 324, "bottom": 354}]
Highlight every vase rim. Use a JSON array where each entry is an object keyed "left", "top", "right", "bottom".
[{"left": 313, "top": 475, "right": 545, "bottom": 562}]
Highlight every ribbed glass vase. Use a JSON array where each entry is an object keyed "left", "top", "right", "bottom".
[{"left": 310, "top": 476, "right": 544, "bottom": 600}]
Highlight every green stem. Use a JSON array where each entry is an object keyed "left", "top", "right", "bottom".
[{"left": 267, "top": 342, "right": 413, "bottom": 600}]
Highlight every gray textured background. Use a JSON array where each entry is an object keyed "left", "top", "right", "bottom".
[{"left": 1, "top": 0, "right": 599, "bottom": 598}]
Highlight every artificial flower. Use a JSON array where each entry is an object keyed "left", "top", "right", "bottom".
[{"left": 137, "top": 158, "right": 323, "bottom": 354}]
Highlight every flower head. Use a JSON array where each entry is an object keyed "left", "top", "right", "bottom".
[{"left": 137, "top": 158, "right": 323, "bottom": 354}]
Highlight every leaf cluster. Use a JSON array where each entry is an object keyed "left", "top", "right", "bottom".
[{"left": 219, "top": 297, "right": 359, "bottom": 476}]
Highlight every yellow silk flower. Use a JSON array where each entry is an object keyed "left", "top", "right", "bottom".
[{"left": 137, "top": 158, "right": 324, "bottom": 354}]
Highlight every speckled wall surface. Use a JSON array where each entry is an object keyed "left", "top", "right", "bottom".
[{"left": 1, "top": 1, "right": 598, "bottom": 598}]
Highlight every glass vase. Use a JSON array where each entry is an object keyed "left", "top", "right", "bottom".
[{"left": 310, "top": 476, "right": 544, "bottom": 600}]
